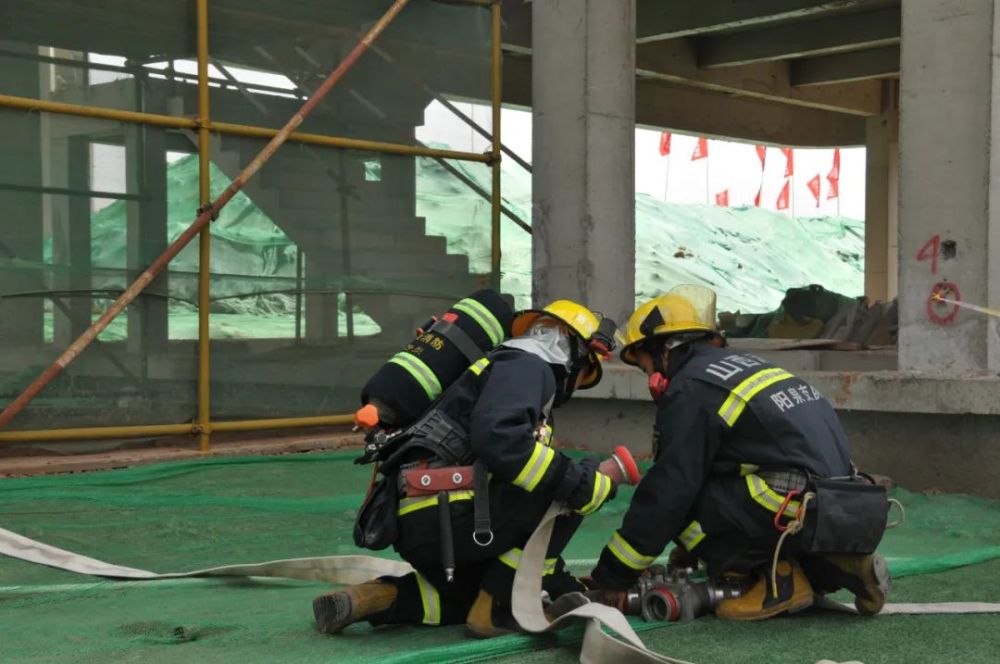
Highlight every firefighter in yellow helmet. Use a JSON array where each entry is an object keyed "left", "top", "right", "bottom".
[
  {"left": 315, "top": 300, "right": 638, "bottom": 637},
  {"left": 587, "top": 285, "right": 891, "bottom": 621}
]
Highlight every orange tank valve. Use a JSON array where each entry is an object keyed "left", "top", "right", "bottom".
[{"left": 354, "top": 404, "right": 380, "bottom": 431}]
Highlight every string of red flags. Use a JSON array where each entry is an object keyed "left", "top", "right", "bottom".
[{"left": 648, "top": 133, "right": 848, "bottom": 213}]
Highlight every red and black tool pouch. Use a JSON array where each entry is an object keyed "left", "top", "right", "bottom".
[{"left": 799, "top": 477, "right": 890, "bottom": 555}]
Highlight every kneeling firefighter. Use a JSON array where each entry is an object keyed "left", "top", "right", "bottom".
[
  {"left": 587, "top": 285, "right": 893, "bottom": 621},
  {"left": 315, "top": 300, "right": 639, "bottom": 637}
]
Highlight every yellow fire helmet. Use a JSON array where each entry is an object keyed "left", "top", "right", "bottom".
[
  {"left": 618, "top": 285, "right": 718, "bottom": 366},
  {"left": 511, "top": 299, "right": 613, "bottom": 389}
]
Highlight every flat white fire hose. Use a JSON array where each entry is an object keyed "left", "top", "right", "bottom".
[{"left": 4, "top": 509, "right": 1000, "bottom": 664}]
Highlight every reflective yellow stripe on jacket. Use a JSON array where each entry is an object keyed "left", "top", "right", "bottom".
[
  {"left": 606, "top": 531, "right": 657, "bottom": 571},
  {"left": 512, "top": 442, "right": 556, "bottom": 492},
  {"left": 498, "top": 547, "right": 558, "bottom": 575},
  {"left": 397, "top": 490, "right": 474, "bottom": 517},
  {"left": 717, "top": 367, "right": 794, "bottom": 427},
  {"left": 678, "top": 520, "right": 706, "bottom": 551},
  {"left": 575, "top": 472, "right": 613, "bottom": 516},
  {"left": 746, "top": 474, "right": 801, "bottom": 518}
]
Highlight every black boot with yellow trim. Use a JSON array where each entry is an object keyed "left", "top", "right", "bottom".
[
  {"left": 313, "top": 579, "right": 398, "bottom": 634},
  {"left": 715, "top": 558, "right": 814, "bottom": 621}
]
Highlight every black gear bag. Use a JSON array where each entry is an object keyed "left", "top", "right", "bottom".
[{"left": 799, "top": 476, "right": 890, "bottom": 555}]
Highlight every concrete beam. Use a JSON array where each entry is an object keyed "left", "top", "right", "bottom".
[
  {"left": 697, "top": 7, "right": 900, "bottom": 68},
  {"left": 580, "top": 362, "right": 1000, "bottom": 417},
  {"left": 502, "top": 4, "right": 883, "bottom": 117},
  {"left": 636, "top": 0, "right": 889, "bottom": 43},
  {"left": 636, "top": 79, "right": 866, "bottom": 147},
  {"left": 636, "top": 39, "right": 883, "bottom": 116},
  {"left": 791, "top": 45, "right": 900, "bottom": 86}
]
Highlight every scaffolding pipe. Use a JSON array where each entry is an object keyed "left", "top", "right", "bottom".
[
  {"left": 0, "top": 95, "right": 489, "bottom": 164},
  {"left": 490, "top": 0, "right": 503, "bottom": 290},
  {"left": 0, "top": 415, "right": 355, "bottom": 443},
  {"left": 196, "top": 0, "right": 213, "bottom": 452},
  {"left": 0, "top": 424, "right": 195, "bottom": 443},
  {"left": 0, "top": 0, "right": 413, "bottom": 430}
]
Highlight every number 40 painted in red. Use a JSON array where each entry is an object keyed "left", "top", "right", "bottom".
[{"left": 916, "top": 235, "right": 941, "bottom": 274}]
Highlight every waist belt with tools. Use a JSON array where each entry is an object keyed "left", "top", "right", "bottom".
[{"left": 397, "top": 458, "right": 493, "bottom": 583}]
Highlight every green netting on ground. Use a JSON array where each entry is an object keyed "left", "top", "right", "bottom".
[{"left": 2, "top": 452, "right": 1000, "bottom": 663}]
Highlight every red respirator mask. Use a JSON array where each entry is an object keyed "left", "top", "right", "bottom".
[{"left": 648, "top": 372, "right": 669, "bottom": 402}]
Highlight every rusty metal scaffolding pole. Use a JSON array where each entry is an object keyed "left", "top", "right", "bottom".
[
  {"left": 490, "top": 0, "right": 503, "bottom": 291},
  {"left": 196, "top": 0, "right": 213, "bottom": 452},
  {"left": 0, "top": 0, "right": 413, "bottom": 431}
]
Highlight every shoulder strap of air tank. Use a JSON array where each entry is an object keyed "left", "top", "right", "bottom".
[{"left": 431, "top": 319, "right": 486, "bottom": 363}]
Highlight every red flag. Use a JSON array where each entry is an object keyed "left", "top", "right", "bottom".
[
  {"left": 753, "top": 190, "right": 761, "bottom": 207},
  {"left": 691, "top": 136, "right": 708, "bottom": 161},
  {"left": 781, "top": 147, "right": 794, "bottom": 177},
  {"left": 715, "top": 189, "right": 729, "bottom": 207},
  {"left": 826, "top": 148, "right": 841, "bottom": 199},
  {"left": 776, "top": 179, "right": 790, "bottom": 210},
  {"left": 658, "top": 131, "right": 672, "bottom": 156},
  {"left": 807, "top": 174, "right": 822, "bottom": 206},
  {"left": 755, "top": 145, "right": 767, "bottom": 167}
]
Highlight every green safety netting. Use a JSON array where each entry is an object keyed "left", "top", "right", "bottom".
[{"left": 2, "top": 451, "right": 1000, "bottom": 663}]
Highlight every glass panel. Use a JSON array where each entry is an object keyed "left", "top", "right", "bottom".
[
  {"left": 0, "top": 108, "right": 197, "bottom": 430},
  {"left": 207, "top": 0, "right": 492, "bottom": 145},
  {"left": 206, "top": 135, "right": 493, "bottom": 420},
  {"left": 0, "top": 0, "right": 194, "bottom": 116}
]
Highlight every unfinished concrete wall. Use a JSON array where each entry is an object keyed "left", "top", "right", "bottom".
[{"left": 556, "top": 397, "right": 1000, "bottom": 499}]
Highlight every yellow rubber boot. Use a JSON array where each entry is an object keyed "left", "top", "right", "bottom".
[
  {"left": 312, "top": 580, "right": 398, "bottom": 634},
  {"left": 715, "top": 559, "right": 814, "bottom": 621},
  {"left": 819, "top": 553, "right": 891, "bottom": 615}
]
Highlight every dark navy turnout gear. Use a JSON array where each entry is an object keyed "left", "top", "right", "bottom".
[
  {"left": 372, "top": 347, "right": 615, "bottom": 626},
  {"left": 592, "top": 343, "right": 856, "bottom": 590}
]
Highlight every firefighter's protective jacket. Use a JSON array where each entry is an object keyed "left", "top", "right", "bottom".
[
  {"left": 410, "top": 346, "right": 612, "bottom": 515},
  {"left": 591, "top": 343, "right": 852, "bottom": 589}
]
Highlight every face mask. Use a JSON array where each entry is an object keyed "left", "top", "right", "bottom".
[{"left": 501, "top": 320, "right": 573, "bottom": 368}]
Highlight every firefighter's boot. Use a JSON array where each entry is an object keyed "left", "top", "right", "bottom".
[
  {"left": 313, "top": 579, "right": 398, "bottom": 634},
  {"left": 715, "top": 559, "right": 814, "bottom": 621},
  {"left": 466, "top": 589, "right": 520, "bottom": 638},
  {"left": 812, "top": 553, "right": 891, "bottom": 616}
]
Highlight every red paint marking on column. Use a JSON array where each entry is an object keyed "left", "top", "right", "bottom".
[
  {"left": 927, "top": 282, "right": 961, "bottom": 325},
  {"left": 916, "top": 235, "right": 941, "bottom": 274}
]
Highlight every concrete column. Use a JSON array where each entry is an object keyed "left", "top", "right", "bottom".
[
  {"left": 531, "top": 0, "right": 636, "bottom": 325},
  {"left": 898, "top": 0, "right": 999, "bottom": 374},
  {"left": 864, "top": 113, "right": 891, "bottom": 303},
  {"left": 126, "top": 126, "right": 169, "bottom": 353},
  {"left": 0, "top": 46, "right": 44, "bottom": 347},
  {"left": 864, "top": 81, "right": 898, "bottom": 303}
]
